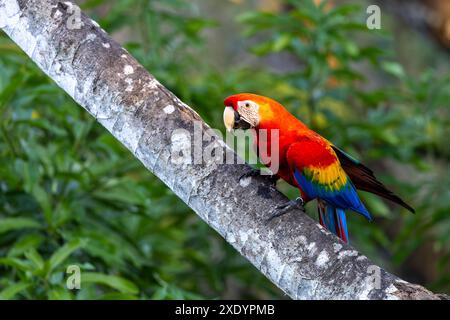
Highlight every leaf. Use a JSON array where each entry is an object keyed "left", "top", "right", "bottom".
[
  {"left": 81, "top": 272, "right": 139, "bottom": 294},
  {"left": 0, "top": 282, "right": 31, "bottom": 300},
  {"left": 8, "top": 233, "right": 44, "bottom": 257},
  {"left": 47, "top": 288, "right": 73, "bottom": 300},
  {"left": 327, "top": 4, "right": 360, "bottom": 18},
  {"left": 272, "top": 34, "right": 292, "bottom": 52},
  {"left": 92, "top": 180, "right": 149, "bottom": 206},
  {"left": 250, "top": 41, "right": 274, "bottom": 56},
  {"left": 0, "top": 217, "right": 41, "bottom": 234},
  {"left": 0, "top": 71, "right": 26, "bottom": 109},
  {"left": 185, "top": 18, "right": 217, "bottom": 36},
  {"left": 344, "top": 41, "right": 359, "bottom": 57},
  {"left": 381, "top": 61, "right": 405, "bottom": 78},
  {"left": 30, "top": 185, "right": 53, "bottom": 224},
  {"left": 24, "top": 248, "right": 45, "bottom": 271},
  {"left": 0, "top": 257, "right": 33, "bottom": 272},
  {"left": 47, "top": 238, "right": 87, "bottom": 273}
]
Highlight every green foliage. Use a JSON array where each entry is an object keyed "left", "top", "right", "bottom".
[
  {"left": 0, "top": 0, "right": 449, "bottom": 299},
  {"left": 0, "top": 0, "right": 279, "bottom": 299},
  {"left": 239, "top": 0, "right": 450, "bottom": 292}
]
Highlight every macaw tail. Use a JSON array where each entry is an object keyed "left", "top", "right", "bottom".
[{"left": 318, "top": 200, "right": 349, "bottom": 243}]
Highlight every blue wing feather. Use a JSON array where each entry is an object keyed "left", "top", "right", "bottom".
[{"left": 294, "top": 169, "right": 372, "bottom": 221}]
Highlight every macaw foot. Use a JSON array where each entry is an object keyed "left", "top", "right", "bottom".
[
  {"left": 267, "top": 197, "right": 305, "bottom": 222},
  {"left": 239, "top": 167, "right": 261, "bottom": 180},
  {"left": 239, "top": 167, "right": 278, "bottom": 189}
]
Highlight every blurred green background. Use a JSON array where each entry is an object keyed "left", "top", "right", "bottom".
[{"left": 0, "top": 0, "right": 449, "bottom": 299}]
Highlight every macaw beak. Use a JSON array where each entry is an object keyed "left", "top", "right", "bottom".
[
  {"left": 223, "top": 106, "right": 251, "bottom": 132},
  {"left": 223, "top": 106, "right": 236, "bottom": 132}
]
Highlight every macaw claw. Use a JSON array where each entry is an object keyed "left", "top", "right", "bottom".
[
  {"left": 239, "top": 167, "right": 278, "bottom": 185},
  {"left": 239, "top": 167, "right": 261, "bottom": 181},
  {"left": 267, "top": 197, "right": 305, "bottom": 222}
]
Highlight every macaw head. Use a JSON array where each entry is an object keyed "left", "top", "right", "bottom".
[{"left": 223, "top": 93, "right": 283, "bottom": 132}]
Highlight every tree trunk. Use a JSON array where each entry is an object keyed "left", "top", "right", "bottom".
[
  {"left": 378, "top": 0, "right": 450, "bottom": 52},
  {"left": 0, "top": 0, "right": 447, "bottom": 300}
]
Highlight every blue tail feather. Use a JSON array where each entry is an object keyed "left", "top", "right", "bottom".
[{"left": 318, "top": 202, "right": 349, "bottom": 243}]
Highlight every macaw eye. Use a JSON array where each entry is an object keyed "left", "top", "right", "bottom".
[{"left": 245, "top": 102, "right": 250, "bottom": 107}]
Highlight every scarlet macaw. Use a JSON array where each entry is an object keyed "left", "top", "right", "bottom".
[{"left": 223, "top": 93, "right": 414, "bottom": 243}]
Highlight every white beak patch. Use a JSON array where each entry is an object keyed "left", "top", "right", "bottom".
[{"left": 223, "top": 106, "right": 235, "bottom": 132}]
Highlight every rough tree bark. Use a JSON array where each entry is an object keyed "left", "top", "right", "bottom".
[{"left": 0, "top": 0, "right": 447, "bottom": 300}]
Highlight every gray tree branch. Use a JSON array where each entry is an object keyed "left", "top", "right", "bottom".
[{"left": 0, "top": 0, "right": 447, "bottom": 300}]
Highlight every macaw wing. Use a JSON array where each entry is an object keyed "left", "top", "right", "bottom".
[
  {"left": 331, "top": 145, "right": 415, "bottom": 213},
  {"left": 286, "top": 140, "right": 372, "bottom": 220}
]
